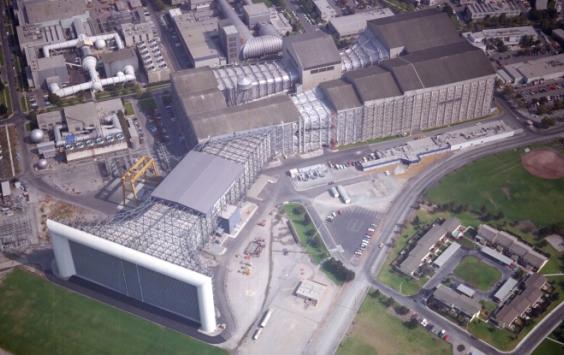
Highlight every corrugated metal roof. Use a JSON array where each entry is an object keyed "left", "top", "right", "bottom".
[
  {"left": 151, "top": 151, "right": 244, "bottom": 215},
  {"left": 367, "top": 9, "right": 463, "bottom": 53},
  {"left": 284, "top": 31, "right": 341, "bottom": 70}
]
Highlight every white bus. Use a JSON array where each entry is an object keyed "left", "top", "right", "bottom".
[
  {"left": 252, "top": 328, "right": 263, "bottom": 340},
  {"left": 259, "top": 309, "right": 273, "bottom": 328}
]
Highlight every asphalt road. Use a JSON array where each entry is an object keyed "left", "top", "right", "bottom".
[{"left": 305, "top": 126, "right": 564, "bottom": 355}]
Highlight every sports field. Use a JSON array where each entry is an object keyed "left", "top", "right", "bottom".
[
  {"left": 0, "top": 268, "right": 227, "bottom": 355},
  {"left": 453, "top": 256, "right": 501, "bottom": 291},
  {"left": 337, "top": 293, "right": 451, "bottom": 355},
  {"left": 425, "top": 146, "right": 564, "bottom": 227}
]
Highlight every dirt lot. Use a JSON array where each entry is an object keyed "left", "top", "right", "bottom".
[{"left": 521, "top": 149, "right": 564, "bottom": 179}]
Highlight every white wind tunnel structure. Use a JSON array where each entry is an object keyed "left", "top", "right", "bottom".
[
  {"left": 47, "top": 198, "right": 218, "bottom": 334},
  {"left": 44, "top": 33, "right": 137, "bottom": 97},
  {"left": 217, "top": 0, "right": 283, "bottom": 59}
]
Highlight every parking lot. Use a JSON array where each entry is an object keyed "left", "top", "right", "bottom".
[{"left": 325, "top": 206, "right": 380, "bottom": 260}]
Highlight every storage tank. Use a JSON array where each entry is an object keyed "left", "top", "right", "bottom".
[
  {"left": 37, "top": 159, "right": 48, "bottom": 169},
  {"left": 30, "top": 129, "right": 45, "bottom": 143}
]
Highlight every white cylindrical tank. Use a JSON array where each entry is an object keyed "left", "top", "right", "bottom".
[
  {"left": 37, "top": 159, "right": 48, "bottom": 169},
  {"left": 30, "top": 129, "right": 45, "bottom": 143}
]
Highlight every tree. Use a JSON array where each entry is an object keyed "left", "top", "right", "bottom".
[
  {"left": 394, "top": 305, "right": 409, "bottom": 315},
  {"left": 541, "top": 117, "right": 556, "bottom": 127},
  {"left": 519, "top": 35, "right": 534, "bottom": 49},
  {"left": 0, "top": 103, "right": 7, "bottom": 116},
  {"left": 47, "top": 92, "right": 62, "bottom": 107},
  {"left": 383, "top": 296, "right": 395, "bottom": 307},
  {"left": 403, "top": 317, "right": 418, "bottom": 329},
  {"left": 322, "top": 258, "right": 355, "bottom": 282}
]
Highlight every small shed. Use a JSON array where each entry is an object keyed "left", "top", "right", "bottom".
[{"left": 295, "top": 280, "right": 327, "bottom": 306}]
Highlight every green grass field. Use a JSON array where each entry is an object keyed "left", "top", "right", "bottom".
[
  {"left": 0, "top": 269, "right": 227, "bottom": 355},
  {"left": 453, "top": 256, "right": 501, "bottom": 291},
  {"left": 337, "top": 294, "right": 451, "bottom": 355},
  {"left": 284, "top": 203, "right": 329, "bottom": 264},
  {"left": 123, "top": 100, "right": 134, "bottom": 116},
  {"left": 425, "top": 146, "right": 564, "bottom": 227},
  {"left": 533, "top": 339, "right": 564, "bottom": 355}
]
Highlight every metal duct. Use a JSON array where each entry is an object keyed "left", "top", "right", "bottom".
[
  {"left": 43, "top": 32, "right": 124, "bottom": 58},
  {"left": 216, "top": 0, "right": 282, "bottom": 59}
]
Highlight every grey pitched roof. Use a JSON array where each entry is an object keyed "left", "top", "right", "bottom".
[
  {"left": 191, "top": 95, "right": 299, "bottom": 140},
  {"left": 318, "top": 79, "right": 361, "bottom": 111},
  {"left": 367, "top": 9, "right": 463, "bottom": 53},
  {"left": 382, "top": 42, "right": 495, "bottom": 91},
  {"left": 433, "top": 285, "right": 481, "bottom": 317},
  {"left": 284, "top": 31, "right": 341, "bottom": 70},
  {"left": 173, "top": 67, "right": 220, "bottom": 96},
  {"left": 173, "top": 68, "right": 228, "bottom": 118},
  {"left": 343, "top": 66, "right": 402, "bottom": 102},
  {"left": 151, "top": 151, "right": 244, "bottom": 215}
]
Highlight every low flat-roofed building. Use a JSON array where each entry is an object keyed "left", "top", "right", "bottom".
[
  {"left": 312, "top": 0, "right": 337, "bottom": 22},
  {"left": 151, "top": 150, "right": 245, "bottom": 216},
  {"left": 173, "top": 13, "right": 224, "bottom": 68},
  {"left": 37, "top": 110, "right": 64, "bottom": 131},
  {"left": 494, "top": 277, "right": 518, "bottom": 303},
  {"left": 501, "top": 53, "right": 564, "bottom": 85},
  {"left": 456, "top": 283, "right": 476, "bottom": 298},
  {"left": 1, "top": 181, "right": 11, "bottom": 198},
  {"left": 120, "top": 22, "right": 154, "bottom": 47},
  {"left": 283, "top": 31, "right": 341, "bottom": 90},
  {"left": 495, "top": 274, "right": 547, "bottom": 328},
  {"left": 328, "top": 8, "right": 394, "bottom": 41},
  {"left": 433, "top": 242, "right": 461, "bottom": 268},
  {"left": 243, "top": 3, "right": 270, "bottom": 28},
  {"left": 295, "top": 279, "right": 327, "bottom": 305},
  {"left": 99, "top": 47, "right": 139, "bottom": 76},
  {"left": 433, "top": 285, "right": 481, "bottom": 320},
  {"left": 398, "top": 218, "right": 460, "bottom": 276},
  {"left": 465, "top": 0, "right": 521, "bottom": 20},
  {"left": 463, "top": 26, "right": 538, "bottom": 51},
  {"left": 18, "top": 0, "right": 89, "bottom": 27},
  {"left": 34, "top": 54, "right": 69, "bottom": 89},
  {"left": 37, "top": 141, "right": 57, "bottom": 158}
]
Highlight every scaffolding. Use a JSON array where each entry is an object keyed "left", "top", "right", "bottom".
[
  {"left": 213, "top": 61, "right": 298, "bottom": 105},
  {"left": 72, "top": 199, "right": 211, "bottom": 275},
  {"left": 0, "top": 212, "right": 32, "bottom": 252},
  {"left": 120, "top": 155, "right": 160, "bottom": 203},
  {"left": 292, "top": 89, "right": 332, "bottom": 153},
  {"left": 340, "top": 32, "right": 388, "bottom": 72}
]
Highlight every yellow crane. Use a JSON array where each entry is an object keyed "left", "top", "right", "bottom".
[{"left": 121, "top": 155, "right": 159, "bottom": 203}]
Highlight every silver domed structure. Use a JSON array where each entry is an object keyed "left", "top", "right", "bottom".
[
  {"left": 95, "top": 39, "right": 107, "bottom": 49},
  {"left": 37, "top": 159, "right": 48, "bottom": 169},
  {"left": 30, "top": 129, "right": 44, "bottom": 143}
]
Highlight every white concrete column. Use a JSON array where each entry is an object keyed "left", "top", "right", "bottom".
[
  {"left": 48, "top": 222, "right": 77, "bottom": 279},
  {"left": 197, "top": 278, "right": 217, "bottom": 333}
]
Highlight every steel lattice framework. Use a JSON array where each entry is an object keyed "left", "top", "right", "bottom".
[{"left": 68, "top": 199, "right": 211, "bottom": 276}]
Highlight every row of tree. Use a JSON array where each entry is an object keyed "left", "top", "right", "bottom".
[{"left": 322, "top": 258, "right": 355, "bottom": 282}]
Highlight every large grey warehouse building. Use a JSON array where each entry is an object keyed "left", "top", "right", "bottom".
[{"left": 172, "top": 9, "right": 495, "bottom": 154}]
